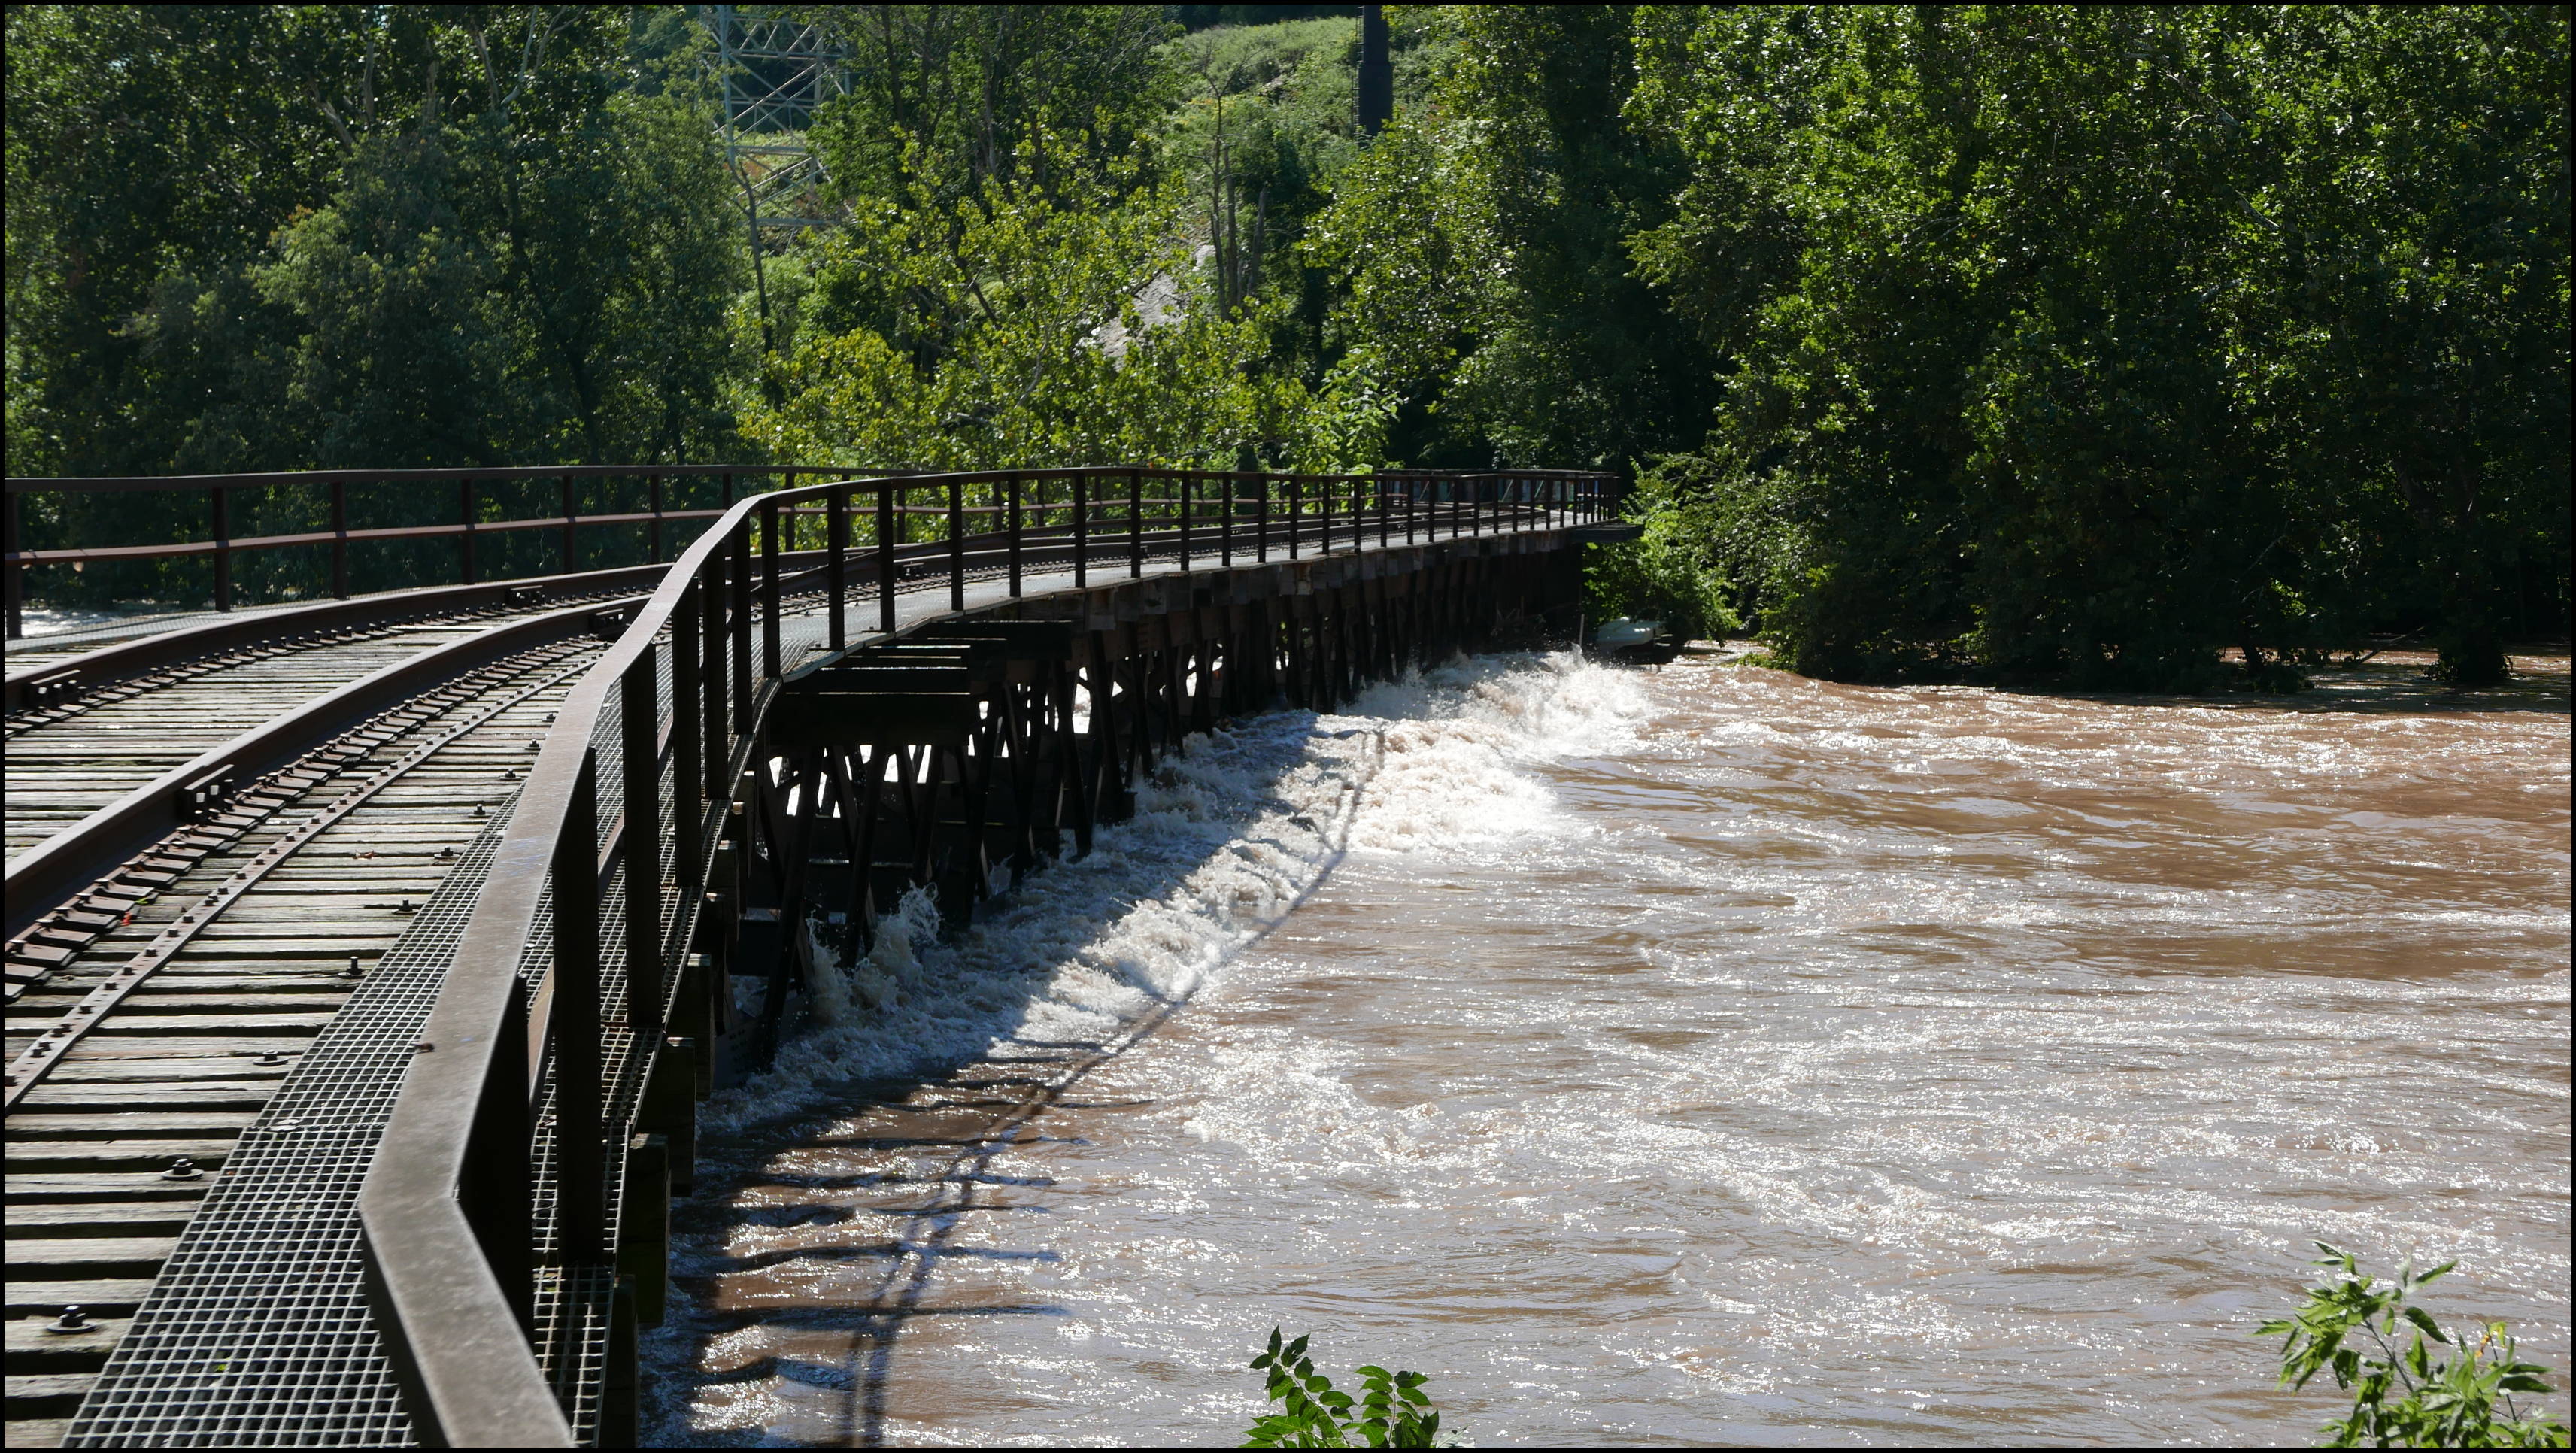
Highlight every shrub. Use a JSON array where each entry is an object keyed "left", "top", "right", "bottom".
[
  {"left": 2261, "top": 1243, "right": 2569, "bottom": 1448},
  {"left": 1583, "top": 463, "right": 1742, "bottom": 643}
]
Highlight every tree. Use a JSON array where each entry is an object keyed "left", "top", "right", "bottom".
[
  {"left": 802, "top": 5, "right": 1182, "bottom": 217},
  {"left": 743, "top": 156, "right": 1300, "bottom": 472},
  {"left": 1624, "top": 3, "right": 2568, "bottom": 685}
]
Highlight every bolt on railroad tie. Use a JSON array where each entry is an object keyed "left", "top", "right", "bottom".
[
  {"left": 474, "top": 803, "right": 489, "bottom": 818},
  {"left": 46, "top": 1306, "right": 96, "bottom": 1335},
  {"left": 161, "top": 1157, "right": 204, "bottom": 1181},
  {"left": 343, "top": 956, "right": 365, "bottom": 980},
  {"left": 255, "top": 1049, "right": 292, "bottom": 1067}
]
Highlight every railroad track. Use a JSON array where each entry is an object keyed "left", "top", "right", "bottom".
[
  {"left": 1, "top": 634, "right": 610, "bottom": 1446},
  {"left": 5, "top": 582, "right": 642, "bottom": 859}
]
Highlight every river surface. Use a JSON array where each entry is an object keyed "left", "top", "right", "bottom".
[{"left": 645, "top": 648, "right": 2571, "bottom": 1447}]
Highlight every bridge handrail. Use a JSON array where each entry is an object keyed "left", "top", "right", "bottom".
[
  {"left": 357, "top": 465, "right": 1614, "bottom": 1445},
  {"left": 2, "top": 463, "right": 877, "bottom": 639}
]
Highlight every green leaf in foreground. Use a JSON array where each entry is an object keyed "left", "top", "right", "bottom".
[{"left": 1241, "top": 1327, "right": 1446, "bottom": 1448}]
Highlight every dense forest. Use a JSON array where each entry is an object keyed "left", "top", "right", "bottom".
[{"left": 6, "top": 4, "right": 2565, "bottom": 685}]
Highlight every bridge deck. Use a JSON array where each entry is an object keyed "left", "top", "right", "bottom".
[{"left": 6, "top": 513, "right": 1583, "bottom": 1447}]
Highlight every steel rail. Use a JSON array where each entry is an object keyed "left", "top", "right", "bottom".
[
  {"left": 2, "top": 595, "right": 656, "bottom": 941},
  {"left": 360, "top": 465, "right": 1615, "bottom": 1445},
  {"left": 2, "top": 561, "right": 675, "bottom": 712},
  {"left": 5, "top": 650, "right": 599, "bottom": 1109}
]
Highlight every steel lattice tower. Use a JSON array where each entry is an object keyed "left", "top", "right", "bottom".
[{"left": 698, "top": 4, "right": 845, "bottom": 229}]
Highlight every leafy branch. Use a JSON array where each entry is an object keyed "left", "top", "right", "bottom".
[
  {"left": 2260, "top": 1242, "right": 2568, "bottom": 1448},
  {"left": 1242, "top": 1327, "right": 1445, "bottom": 1450}
]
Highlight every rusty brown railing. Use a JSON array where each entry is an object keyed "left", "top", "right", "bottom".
[{"left": 2, "top": 465, "right": 885, "bottom": 639}]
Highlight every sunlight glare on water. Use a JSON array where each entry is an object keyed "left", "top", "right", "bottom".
[{"left": 646, "top": 649, "right": 2571, "bottom": 1447}]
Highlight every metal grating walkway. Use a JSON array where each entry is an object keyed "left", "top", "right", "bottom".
[{"left": 52, "top": 822, "right": 518, "bottom": 1447}]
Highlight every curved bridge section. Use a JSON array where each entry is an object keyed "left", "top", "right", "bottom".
[{"left": 14, "top": 466, "right": 1615, "bottom": 1448}]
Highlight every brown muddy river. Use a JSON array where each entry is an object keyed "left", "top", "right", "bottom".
[{"left": 645, "top": 648, "right": 2571, "bottom": 1447}]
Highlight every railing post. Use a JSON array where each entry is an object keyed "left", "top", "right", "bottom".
[
  {"left": 1073, "top": 472, "right": 1088, "bottom": 588},
  {"left": 1378, "top": 472, "right": 1390, "bottom": 548},
  {"left": 211, "top": 487, "right": 232, "bottom": 612},
  {"left": 4, "top": 487, "right": 20, "bottom": 640},
  {"left": 460, "top": 478, "right": 478, "bottom": 585},
  {"left": 1255, "top": 474, "right": 1269, "bottom": 563},
  {"left": 760, "top": 499, "right": 781, "bottom": 681},
  {"left": 561, "top": 475, "right": 578, "bottom": 573},
  {"left": 1006, "top": 473, "right": 1023, "bottom": 598},
  {"left": 330, "top": 479, "right": 349, "bottom": 599},
  {"left": 948, "top": 476, "right": 966, "bottom": 611},
  {"left": 1178, "top": 471, "right": 1191, "bottom": 573},
  {"left": 700, "top": 557, "right": 728, "bottom": 799},
  {"left": 1220, "top": 472, "right": 1233, "bottom": 568},
  {"left": 672, "top": 583, "right": 702, "bottom": 881},
  {"left": 876, "top": 484, "right": 897, "bottom": 634},
  {"left": 730, "top": 522, "right": 752, "bottom": 733},
  {"left": 1287, "top": 476, "right": 1300, "bottom": 561},
  {"left": 827, "top": 484, "right": 848, "bottom": 650},
  {"left": 719, "top": 472, "right": 734, "bottom": 508},
  {"left": 1127, "top": 468, "right": 1144, "bottom": 578},
  {"left": 621, "top": 649, "right": 664, "bottom": 1037},
  {"left": 551, "top": 748, "right": 605, "bottom": 1265},
  {"left": 648, "top": 474, "right": 666, "bottom": 565}
]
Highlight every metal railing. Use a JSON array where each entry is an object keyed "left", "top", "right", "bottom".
[
  {"left": 2, "top": 464, "right": 872, "bottom": 639},
  {"left": 355, "top": 465, "right": 1613, "bottom": 1445}
]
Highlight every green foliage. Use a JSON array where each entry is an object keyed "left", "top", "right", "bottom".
[
  {"left": 11, "top": 2, "right": 2564, "bottom": 669},
  {"left": 1304, "top": 5, "right": 1712, "bottom": 470},
  {"left": 801, "top": 4, "right": 1181, "bottom": 215},
  {"left": 2262, "top": 1244, "right": 2569, "bottom": 1449},
  {"left": 1585, "top": 464, "right": 1740, "bottom": 642},
  {"left": 1242, "top": 1328, "right": 1443, "bottom": 1450},
  {"left": 8, "top": 4, "right": 745, "bottom": 479},
  {"left": 1626, "top": 4, "right": 2568, "bottom": 687},
  {"left": 743, "top": 151, "right": 1303, "bottom": 470},
  {"left": 1161, "top": 8, "right": 1447, "bottom": 404}
]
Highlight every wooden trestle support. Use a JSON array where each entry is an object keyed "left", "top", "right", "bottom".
[{"left": 696, "top": 540, "right": 1576, "bottom": 1074}]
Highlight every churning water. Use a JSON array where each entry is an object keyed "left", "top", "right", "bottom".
[{"left": 643, "top": 648, "right": 2571, "bottom": 1447}]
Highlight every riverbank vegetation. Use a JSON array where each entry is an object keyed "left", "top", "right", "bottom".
[{"left": 8, "top": 5, "right": 2564, "bottom": 686}]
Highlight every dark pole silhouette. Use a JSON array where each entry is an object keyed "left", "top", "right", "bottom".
[{"left": 1358, "top": 4, "right": 1392, "bottom": 136}]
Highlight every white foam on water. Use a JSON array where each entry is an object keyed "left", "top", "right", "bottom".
[
  {"left": 1333, "top": 651, "right": 1654, "bottom": 855},
  {"left": 702, "top": 651, "right": 1649, "bottom": 1132}
]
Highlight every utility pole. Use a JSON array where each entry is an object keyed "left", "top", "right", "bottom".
[{"left": 1358, "top": 4, "right": 1392, "bottom": 137}]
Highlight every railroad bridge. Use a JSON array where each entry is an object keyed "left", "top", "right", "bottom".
[{"left": 2, "top": 464, "right": 1622, "bottom": 1446}]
